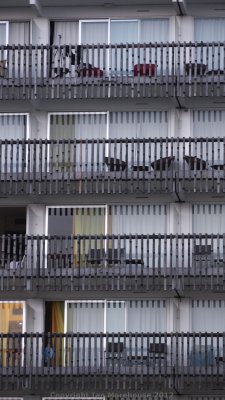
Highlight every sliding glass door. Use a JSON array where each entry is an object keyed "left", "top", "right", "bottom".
[
  {"left": 65, "top": 300, "right": 167, "bottom": 367},
  {"left": 47, "top": 204, "right": 168, "bottom": 268},
  {"left": 0, "top": 301, "right": 25, "bottom": 367},
  {"left": 49, "top": 112, "right": 108, "bottom": 172},
  {"left": 0, "top": 114, "right": 28, "bottom": 173},
  {"left": 80, "top": 19, "right": 169, "bottom": 76},
  {"left": 194, "top": 18, "right": 225, "bottom": 70}
]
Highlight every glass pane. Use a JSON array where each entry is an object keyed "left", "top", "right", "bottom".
[
  {"left": 110, "top": 20, "right": 138, "bottom": 44},
  {"left": 0, "top": 23, "right": 6, "bottom": 45},
  {"left": 141, "top": 19, "right": 169, "bottom": 42},
  {"left": 106, "top": 302, "right": 126, "bottom": 332},
  {"left": 194, "top": 18, "right": 225, "bottom": 70},
  {"left": 53, "top": 21, "right": 78, "bottom": 45},
  {"left": 126, "top": 300, "right": 166, "bottom": 333},
  {"left": 140, "top": 19, "right": 170, "bottom": 74},
  {"left": 49, "top": 113, "right": 107, "bottom": 172},
  {"left": 47, "top": 206, "right": 108, "bottom": 266},
  {"left": 67, "top": 302, "right": 104, "bottom": 332},
  {"left": 0, "top": 302, "right": 23, "bottom": 368},
  {"left": 81, "top": 22, "right": 108, "bottom": 44},
  {"left": 73, "top": 207, "right": 105, "bottom": 235},
  {"left": 81, "top": 21, "right": 108, "bottom": 70},
  {"left": 0, "top": 302, "right": 23, "bottom": 332},
  {"left": 111, "top": 21, "right": 138, "bottom": 75},
  {"left": 0, "top": 114, "right": 27, "bottom": 173}
]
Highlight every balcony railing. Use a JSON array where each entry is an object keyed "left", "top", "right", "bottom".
[
  {"left": 1, "top": 137, "right": 225, "bottom": 195},
  {"left": 0, "top": 42, "right": 225, "bottom": 99},
  {"left": 1, "top": 233, "right": 225, "bottom": 292},
  {"left": 0, "top": 332, "right": 225, "bottom": 394}
]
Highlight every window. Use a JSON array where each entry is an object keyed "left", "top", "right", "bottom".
[
  {"left": 194, "top": 18, "right": 225, "bottom": 70},
  {"left": 80, "top": 19, "right": 169, "bottom": 74},
  {"left": 49, "top": 112, "right": 107, "bottom": 171},
  {"left": 48, "top": 111, "right": 168, "bottom": 172},
  {"left": 193, "top": 110, "right": 225, "bottom": 138},
  {"left": 0, "top": 301, "right": 25, "bottom": 368},
  {"left": 65, "top": 299, "right": 167, "bottom": 368},
  {"left": 47, "top": 205, "right": 167, "bottom": 237},
  {"left": 192, "top": 204, "right": 225, "bottom": 234},
  {"left": 66, "top": 300, "right": 167, "bottom": 333},
  {"left": 0, "top": 22, "right": 30, "bottom": 78},
  {"left": 0, "top": 21, "right": 8, "bottom": 46},
  {"left": 0, "top": 114, "right": 28, "bottom": 172},
  {"left": 50, "top": 19, "right": 169, "bottom": 76},
  {"left": 192, "top": 299, "right": 225, "bottom": 332},
  {"left": 46, "top": 204, "right": 168, "bottom": 267},
  {"left": 192, "top": 110, "right": 225, "bottom": 163}
]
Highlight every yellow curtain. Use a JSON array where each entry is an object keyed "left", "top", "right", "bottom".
[
  {"left": 0, "top": 302, "right": 23, "bottom": 367},
  {"left": 51, "top": 302, "right": 64, "bottom": 366},
  {"left": 73, "top": 207, "right": 106, "bottom": 265}
]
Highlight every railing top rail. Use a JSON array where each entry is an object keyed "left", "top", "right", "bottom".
[
  {"left": 1, "top": 137, "right": 225, "bottom": 145},
  {"left": 1, "top": 331, "right": 225, "bottom": 338},
  {"left": 1, "top": 233, "right": 225, "bottom": 240},
  {"left": 1, "top": 41, "right": 225, "bottom": 50}
]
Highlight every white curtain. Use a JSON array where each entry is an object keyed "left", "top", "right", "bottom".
[
  {"left": 192, "top": 299, "right": 225, "bottom": 332},
  {"left": 111, "top": 204, "right": 167, "bottom": 266},
  {"left": 192, "top": 204, "right": 225, "bottom": 234},
  {"left": 141, "top": 19, "right": 170, "bottom": 73},
  {"left": 8, "top": 22, "right": 30, "bottom": 78},
  {"left": 106, "top": 302, "right": 126, "bottom": 332},
  {"left": 109, "top": 111, "right": 168, "bottom": 165},
  {"left": 80, "top": 19, "right": 169, "bottom": 75},
  {"left": 192, "top": 204, "right": 225, "bottom": 261},
  {"left": 194, "top": 18, "right": 225, "bottom": 70},
  {"left": 9, "top": 22, "right": 30, "bottom": 44},
  {"left": 194, "top": 18, "right": 225, "bottom": 42},
  {"left": 0, "top": 22, "right": 7, "bottom": 46},
  {"left": 0, "top": 114, "right": 26, "bottom": 139},
  {"left": 192, "top": 110, "right": 225, "bottom": 164},
  {"left": 68, "top": 302, "right": 104, "bottom": 333},
  {"left": 141, "top": 19, "right": 169, "bottom": 43},
  {"left": 50, "top": 113, "right": 107, "bottom": 140},
  {"left": 81, "top": 21, "right": 108, "bottom": 45},
  {"left": 80, "top": 21, "right": 108, "bottom": 70},
  {"left": 67, "top": 300, "right": 167, "bottom": 333},
  {"left": 53, "top": 21, "right": 79, "bottom": 46},
  {"left": 110, "top": 20, "right": 138, "bottom": 43},
  {"left": 109, "top": 111, "right": 168, "bottom": 139},
  {"left": 0, "top": 114, "right": 27, "bottom": 172},
  {"left": 126, "top": 300, "right": 167, "bottom": 332},
  {"left": 112, "top": 204, "right": 167, "bottom": 235},
  {"left": 110, "top": 19, "right": 169, "bottom": 75},
  {"left": 49, "top": 113, "right": 107, "bottom": 171},
  {"left": 193, "top": 110, "right": 225, "bottom": 138}
]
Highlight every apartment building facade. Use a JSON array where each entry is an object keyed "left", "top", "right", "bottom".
[{"left": 0, "top": 1, "right": 225, "bottom": 400}]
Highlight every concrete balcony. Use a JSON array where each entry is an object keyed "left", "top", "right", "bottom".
[
  {"left": 0, "top": 42, "right": 225, "bottom": 103},
  {"left": 1, "top": 233, "right": 225, "bottom": 295},
  {"left": 0, "top": 332, "right": 225, "bottom": 395}
]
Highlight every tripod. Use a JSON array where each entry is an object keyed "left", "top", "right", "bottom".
[{"left": 53, "top": 34, "right": 70, "bottom": 78}]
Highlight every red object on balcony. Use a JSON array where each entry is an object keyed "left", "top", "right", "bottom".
[
  {"left": 79, "top": 65, "right": 104, "bottom": 77},
  {"left": 133, "top": 63, "right": 156, "bottom": 76}
]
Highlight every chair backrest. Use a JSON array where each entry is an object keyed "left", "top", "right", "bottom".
[
  {"left": 87, "top": 248, "right": 105, "bottom": 263},
  {"left": 149, "top": 343, "right": 166, "bottom": 354},
  {"left": 193, "top": 244, "right": 212, "bottom": 255},
  {"left": 106, "top": 248, "right": 125, "bottom": 263},
  {"left": 107, "top": 341, "right": 124, "bottom": 353}
]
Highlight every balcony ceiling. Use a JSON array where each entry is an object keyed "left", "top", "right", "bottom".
[{"left": 2, "top": 0, "right": 225, "bottom": 6}]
